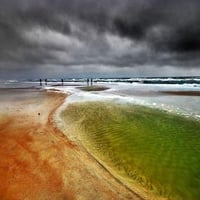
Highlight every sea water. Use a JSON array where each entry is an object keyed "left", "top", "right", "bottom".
[
  {"left": 58, "top": 80, "right": 200, "bottom": 200},
  {"left": 61, "top": 101, "right": 200, "bottom": 200}
]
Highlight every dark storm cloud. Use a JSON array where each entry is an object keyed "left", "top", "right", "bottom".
[{"left": 1, "top": 0, "right": 200, "bottom": 78}]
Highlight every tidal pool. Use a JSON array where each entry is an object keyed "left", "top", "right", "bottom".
[{"left": 61, "top": 101, "right": 200, "bottom": 200}]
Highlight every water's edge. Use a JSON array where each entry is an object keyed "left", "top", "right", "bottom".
[{"left": 57, "top": 99, "right": 200, "bottom": 200}]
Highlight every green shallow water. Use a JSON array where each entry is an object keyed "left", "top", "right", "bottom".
[{"left": 61, "top": 102, "right": 200, "bottom": 200}]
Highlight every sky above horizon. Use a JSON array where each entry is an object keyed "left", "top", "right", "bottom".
[{"left": 1, "top": 0, "right": 200, "bottom": 79}]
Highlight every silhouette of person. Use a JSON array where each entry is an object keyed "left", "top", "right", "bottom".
[
  {"left": 90, "top": 78, "right": 93, "bottom": 86},
  {"left": 87, "top": 78, "right": 89, "bottom": 86}
]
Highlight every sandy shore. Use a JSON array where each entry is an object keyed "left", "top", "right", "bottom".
[{"left": 0, "top": 89, "right": 142, "bottom": 200}]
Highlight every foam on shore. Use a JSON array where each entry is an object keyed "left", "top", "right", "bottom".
[{"left": 49, "top": 83, "right": 200, "bottom": 121}]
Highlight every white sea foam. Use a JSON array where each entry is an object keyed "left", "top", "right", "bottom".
[{"left": 45, "top": 82, "right": 200, "bottom": 120}]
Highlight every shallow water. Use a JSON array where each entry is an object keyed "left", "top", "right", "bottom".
[{"left": 61, "top": 102, "right": 200, "bottom": 200}]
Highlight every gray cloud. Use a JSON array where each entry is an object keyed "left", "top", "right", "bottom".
[{"left": 0, "top": 0, "right": 200, "bottom": 78}]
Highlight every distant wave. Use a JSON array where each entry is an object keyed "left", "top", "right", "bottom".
[{"left": 28, "top": 76, "right": 200, "bottom": 86}]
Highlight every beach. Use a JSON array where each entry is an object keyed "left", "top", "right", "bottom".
[
  {"left": 0, "top": 88, "right": 142, "bottom": 200},
  {"left": 0, "top": 80, "right": 200, "bottom": 200}
]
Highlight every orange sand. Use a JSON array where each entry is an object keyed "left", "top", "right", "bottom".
[{"left": 0, "top": 90, "right": 142, "bottom": 200}]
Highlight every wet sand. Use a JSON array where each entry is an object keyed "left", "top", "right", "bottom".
[
  {"left": 0, "top": 89, "right": 141, "bottom": 200},
  {"left": 78, "top": 85, "right": 109, "bottom": 91},
  {"left": 161, "top": 91, "right": 200, "bottom": 96}
]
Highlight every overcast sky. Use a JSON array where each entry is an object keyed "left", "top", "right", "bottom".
[{"left": 1, "top": 0, "right": 200, "bottom": 79}]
